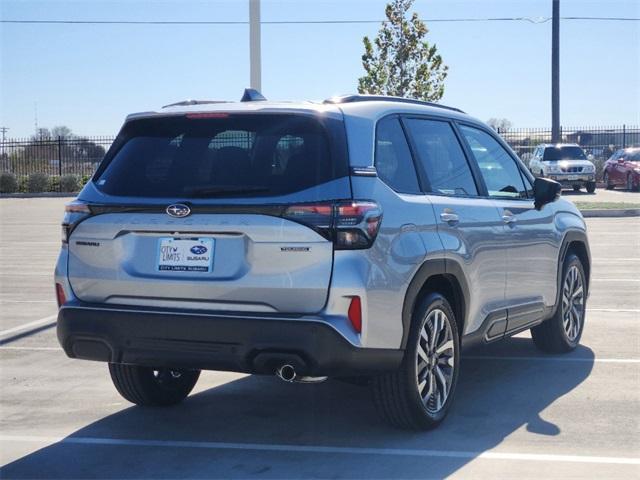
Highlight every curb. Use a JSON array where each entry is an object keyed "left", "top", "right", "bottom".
[
  {"left": 0, "top": 193, "right": 77, "bottom": 199},
  {"left": 580, "top": 209, "right": 640, "bottom": 218}
]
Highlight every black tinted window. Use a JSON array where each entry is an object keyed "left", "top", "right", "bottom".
[
  {"left": 375, "top": 117, "right": 420, "bottom": 193},
  {"left": 543, "top": 146, "right": 587, "bottom": 160},
  {"left": 95, "top": 114, "right": 347, "bottom": 198},
  {"left": 404, "top": 119, "right": 478, "bottom": 196},
  {"left": 460, "top": 125, "right": 528, "bottom": 199}
]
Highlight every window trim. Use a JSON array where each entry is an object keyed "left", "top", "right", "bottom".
[
  {"left": 399, "top": 114, "right": 484, "bottom": 199},
  {"left": 373, "top": 114, "right": 423, "bottom": 195},
  {"left": 455, "top": 121, "right": 536, "bottom": 201}
]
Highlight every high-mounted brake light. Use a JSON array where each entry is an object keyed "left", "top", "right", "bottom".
[
  {"left": 282, "top": 200, "right": 382, "bottom": 250},
  {"left": 186, "top": 113, "right": 230, "bottom": 119}
]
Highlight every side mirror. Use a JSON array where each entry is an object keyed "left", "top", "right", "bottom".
[
  {"left": 618, "top": 158, "right": 626, "bottom": 164},
  {"left": 587, "top": 154, "right": 594, "bottom": 161},
  {"left": 533, "top": 177, "right": 561, "bottom": 210}
]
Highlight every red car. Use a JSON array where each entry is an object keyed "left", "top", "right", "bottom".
[{"left": 603, "top": 148, "right": 640, "bottom": 191}]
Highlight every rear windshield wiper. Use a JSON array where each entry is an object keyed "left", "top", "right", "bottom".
[{"left": 185, "top": 186, "right": 271, "bottom": 197}]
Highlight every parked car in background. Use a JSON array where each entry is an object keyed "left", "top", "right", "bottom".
[
  {"left": 603, "top": 147, "right": 640, "bottom": 191},
  {"left": 529, "top": 144, "right": 596, "bottom": 193}
]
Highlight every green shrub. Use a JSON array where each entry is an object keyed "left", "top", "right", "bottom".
[
  {"left": 27, "top": 173, "right": 50, "bottom": 193},
  {"left": 49, "top": 175, "right": 60, "bottom": 192},
  {"left": 60, "top": 174, "right": 81, "bottom": 192},
  {"left": 80, "top": 174, "right": 91, "bottom": 187},
  {"left": 0, "top": 172, "right": 19, "bottom": 193},
  {"left": 18, "top": 175, "right": 28, "bottom": 193}
]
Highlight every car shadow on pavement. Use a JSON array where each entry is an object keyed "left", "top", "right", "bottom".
[{"left": 1, "top": 337, "right": 594, "bottom": 479}]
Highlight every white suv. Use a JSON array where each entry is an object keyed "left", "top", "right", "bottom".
[{"left": 529, "top": 144, "right": 596, "bottom": 192}]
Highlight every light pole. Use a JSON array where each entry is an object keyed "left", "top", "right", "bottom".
[
  {"left": 249, "top": 0, "right": 262, "bottom": 91},
  {"left": 551, "top": 0, "right": 560, "bottom": 143}
]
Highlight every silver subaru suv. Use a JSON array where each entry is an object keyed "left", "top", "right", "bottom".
[{"left": 55, "top": 91, "right": 591, "bottom": 430}]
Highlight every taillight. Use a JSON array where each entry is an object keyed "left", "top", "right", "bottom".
[
  {"left": 55, "top": 283, "right": 67, "bottom": 307},
  {"left": 282, "top": 200, "right": 382, "bottom": 250},
  {"left": 334, "top": 201, "right": 382, "bottom": 250},
  {"left": 348, "top": 296, "right": 362, "bottom": 333},
  {"left": 62, "top": 200, "right": 92, "bottom": 244}
]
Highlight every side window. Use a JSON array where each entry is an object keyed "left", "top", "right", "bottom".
[
  {"left": 459, "top": 125, "right": 528, "bottom": 199},
  {"left": 375, "top": 117, "right": 421, "bottom": 194},
  {"left": 403, "top": 118, "right": 478, "bottom": 196}
]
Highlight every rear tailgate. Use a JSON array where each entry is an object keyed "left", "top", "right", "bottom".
[
  {"left": 68, "top": 212, "right": 333, "bottom": 313},
  {"left": 67, "top": 110, "right": 350, "bottom": 314}
]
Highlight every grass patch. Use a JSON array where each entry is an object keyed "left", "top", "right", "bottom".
[{"left": 573, "top": 202, "right": 640, "bottom": 210}]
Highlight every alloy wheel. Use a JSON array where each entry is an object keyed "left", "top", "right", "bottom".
[
  {"left": 416, "top": 308, "right": 455, "bottom": 414},
  {"left": 562, "top": 265, "right": 584, "bottom": 342}
]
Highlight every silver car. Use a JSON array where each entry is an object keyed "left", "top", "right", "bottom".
[{"left": 55, "top": 91, "right": 591, "bottom": 430}]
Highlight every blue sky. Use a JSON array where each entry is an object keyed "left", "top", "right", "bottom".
[{"left": 1, "top": 0, "right": 638, "bottom": 137}]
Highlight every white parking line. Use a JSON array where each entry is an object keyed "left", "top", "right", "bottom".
[
  {"left": 465, "top": 356, "right": 640, "bottom": 364},
  {"left": 592, "top": 278, "right": 640, "bottom": 282},
  {"left": 0, "top": 300, "right": 55, "bottom": 304},
  {"left": 0, "top": 435, "right": 637, "bottom": 465},
  {"left": 588, "top": 308, "right": 640, "bottom": 313},
  {"left": 0, "top": 346, "right": 60, "bottom": 351},
  {"left": 0, "top": 315, "right": 57, "bottom": 337}
]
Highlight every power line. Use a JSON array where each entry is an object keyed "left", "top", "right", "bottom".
[{"left": 1, "top": 17, "right": 638, "bottom": 26}]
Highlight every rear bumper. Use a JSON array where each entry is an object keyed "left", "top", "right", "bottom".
[
  {"left": 547, "top": 174, "right": 595, "bottom": 186},
  {"left": 56, "top": 301, "right": 403, "bottom": 376}
]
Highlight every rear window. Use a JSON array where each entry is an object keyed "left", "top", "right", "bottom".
[
  {"left": 543, "top": 146, "right": 587, "bottom": 161},
  {"left": 94, "top": 114, "right": 348, "bottom": 198}
]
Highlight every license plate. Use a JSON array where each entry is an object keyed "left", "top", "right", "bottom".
[
  {"left": 157, "top": 238, "right": 214, "bottom": 273},
  {"left": 567, "top": 175, "right": 579, "bottom": 181}
]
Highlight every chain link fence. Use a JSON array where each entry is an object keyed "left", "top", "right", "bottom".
[{"left": 1, "top": 126, "right": 639, "bottom": 193}]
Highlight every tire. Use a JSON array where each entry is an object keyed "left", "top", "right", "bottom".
[
  {"left": 372, "top": 293, "right": 460, "bottom": 430},
  {"left": 586, "top": 181, "right": 596, "bottom": 193},
  {"left": 604, "top": 172, "right": 614, "bottom": 190},
  {"left": 531, "top": 253, "right": 586, "bottom": 353},
  {"left": 108, "top": 364, "right": 200, "bottom": 406},
  {"left": 572, "top": 185, "right": 581, "bottom": 192},
  {"left": 627, "top": 174, "right": 638, "bottom": 192}
]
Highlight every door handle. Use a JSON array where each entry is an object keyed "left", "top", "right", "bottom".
[
  {"left": 440, "top": 212, "right": 459, "bottom": 224},
  {"left": 502, "top": 210, "right": 517, "bottom": 224}
]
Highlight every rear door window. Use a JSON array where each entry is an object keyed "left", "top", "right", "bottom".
[
  {"left": 375, "top": 117, "right": 420, "bottom": 194},
  {"left": 403, "top": 118, "right": 478, "bottom": 196},
  {"left": 94, "top": 114, "right": 348, "bottom": 198}
]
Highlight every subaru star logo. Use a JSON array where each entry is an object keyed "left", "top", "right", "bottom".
[
  {"left": 190, "top": 245, "right": 208, "bottom": 255},
  {"left": 166, "top": 204, "right": 191, "bottom": 218}
]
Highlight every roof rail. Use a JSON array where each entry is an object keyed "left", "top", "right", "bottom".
[
  {"left": 323, "top": 94, "right": 465, "bottom": 113},
  {"left": 162, "top": 100, "right": 230, "bottom": 109}
]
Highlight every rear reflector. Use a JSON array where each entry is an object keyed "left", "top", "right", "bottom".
[
  {"left": 55, "top": 283, "right": 66, "bottom": 307},
  {"left": 348, "top": 296, "right": 362, "bottom": 333}
]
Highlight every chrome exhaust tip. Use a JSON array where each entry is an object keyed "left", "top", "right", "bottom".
[{"left": 276, "top": 364, "right": 297, "bottom": 382}]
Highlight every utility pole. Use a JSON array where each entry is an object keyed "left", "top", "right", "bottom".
[
  {"left": 249, "top": 0, "right": 262, "bottom": 91},
  {"left": 551, "top": 0, "right": 560, "bottom": 143}
]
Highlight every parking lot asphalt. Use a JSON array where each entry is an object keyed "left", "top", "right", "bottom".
[{"left": 0, "top": 198, "right": 638, "bottom": 479}]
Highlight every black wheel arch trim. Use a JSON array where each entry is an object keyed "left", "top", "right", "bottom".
[
  {"left": 555, "top": 229, "right": 591, "bottom": 316},
  {"left": 400, "top": 258, "right": 470, "bottom": 349}
]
